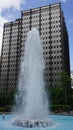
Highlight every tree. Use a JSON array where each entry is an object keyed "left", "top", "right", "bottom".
[
  {"left": 60, "top": 70, "right": 71, "bottom": 105},
  {"left": 0, "top": 87, "right": 16, "bottom": 107},
  {"left": 45, "top": 84, "right": 65, "bottom": 105},
  {"left": 0, "top": 91, "right": 6, "bottom": 107},
  {"left": 50, "top": 86, "right": 65, "bottom": 105}
]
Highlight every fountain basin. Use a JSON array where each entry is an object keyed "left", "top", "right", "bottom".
[{"left": 0, "top": 114, "right": 73, "bottom": 130}]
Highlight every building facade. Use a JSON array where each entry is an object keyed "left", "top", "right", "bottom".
[{"left": 0, "top": 3, "right": 70, "bottom": 93}]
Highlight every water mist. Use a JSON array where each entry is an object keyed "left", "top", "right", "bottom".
[{"left": 13, "top": 28, "right": 54, "bottom": 127}]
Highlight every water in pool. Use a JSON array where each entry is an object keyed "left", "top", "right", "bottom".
[{"left": 0, "top": 114, "right": 73, "bottom": 130}]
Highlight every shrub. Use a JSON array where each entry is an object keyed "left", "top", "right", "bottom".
[
  {"left": 0, "top": 107, "right": 5, "bottom": 112},
  {"left": 50, "top": 104, "right": 71, "bottom": 112}
]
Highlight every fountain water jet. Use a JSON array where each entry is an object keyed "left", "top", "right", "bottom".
[{"left": 13, "top": 28, "right": 55, "bottom": 127}]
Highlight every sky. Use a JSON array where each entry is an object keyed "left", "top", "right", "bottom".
[{"left": 0, "top": 0, "right": 73, "bottom": 71}]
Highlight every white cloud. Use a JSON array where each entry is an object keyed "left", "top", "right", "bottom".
[
  {"left": 0, "top": 0, "right": 25, "bottom": 55},
  {"left": 0, "top": 16, "right": 8, "bottom": 27},
  {"left": 0, "top": 0, "right": 25, "bottom": 13},
  {"left": 61, "top": 0, "right": 67, "bottom": 2}
]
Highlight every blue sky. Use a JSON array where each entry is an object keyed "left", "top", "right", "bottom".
[{"left": 0, "top": 0, "right": 73, "bottom": 71}]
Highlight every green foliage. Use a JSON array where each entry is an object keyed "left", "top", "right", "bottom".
[
  {"left": 4, "top": 105, "right": 12, "bottom": 112},
  {"left": 45, "top": 81, "right": 73, "bottom": 111},
  {"left": 60, "top": 70, "right": 71, "bottom": 88},
  {"left": 70, "top": 88, "right": 73, "bottom": 109},
  {"left": 50, "top": 104, "right": 71, "bottom": 111},
  {"left": 0, "top": 106, "right": 12, "bottom": 112},
  {"left": 45, "top": 83, "right": 67, "bottom": 107},
  {"left": 0, "top": 87, "right": 16, "bottom": 111},
  {"left": 60, "top": 70, "right": 71, "bottom": 105},
  {"left": 50, "top": 86, "right": 65, "bottom": 105},
  {"left": 0, "top": 107, "right": 5, "bottom": 112},
  {"left": 6, "top": 87, "right": 16, "bottom": 105},
  {"left": 0, "top": 92, "right": 6, "bottom": 107}
]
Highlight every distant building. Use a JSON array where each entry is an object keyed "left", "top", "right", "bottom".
[
  {"left": 0, "top": 3, "right": 70, "bottom": 93},
  {"left": 71, "top": 71, "right": 73, "bottom": 88}
]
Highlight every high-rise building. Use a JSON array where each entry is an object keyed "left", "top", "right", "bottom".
[{"left": 0, "top": 3, "right": 70, "bottom": 93}]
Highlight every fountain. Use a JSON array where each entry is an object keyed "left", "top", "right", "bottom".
[
  {"left": 0, "top": 28, "right": 73, "bottom": 130},
  {"left": 12, "top": 28, "right": 55, "bottom": 127}
]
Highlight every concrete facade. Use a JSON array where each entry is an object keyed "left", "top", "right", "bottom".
[{"left": 0, "top": 3, "right": 70, "bottom": 92}]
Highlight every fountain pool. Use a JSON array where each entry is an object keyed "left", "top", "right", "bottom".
[{"left": 0, "top": 114, "right": 73, "bottom": 130}]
